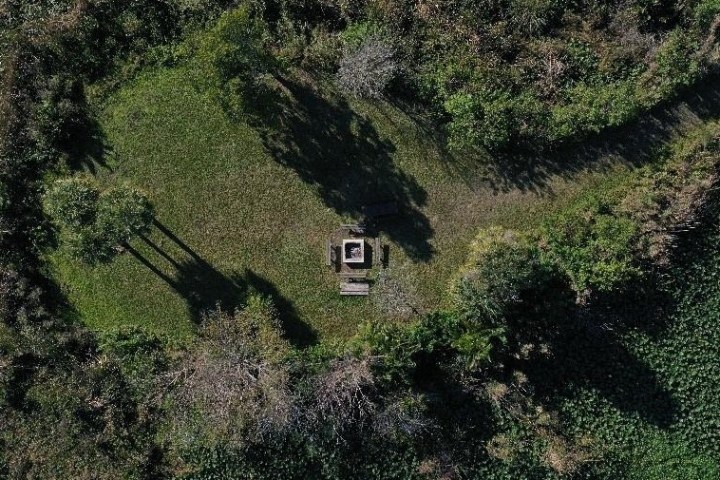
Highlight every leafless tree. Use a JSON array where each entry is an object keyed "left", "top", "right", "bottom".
[
  {"left": 170, "top": 301, "right": 295, "bottom": 446},
  {"left": 372, "top": 266, "right": 423, "bottom": 320},
  {"left": 372, "top": 393, "right": 433, "bottom": 439},
  {"left": 307, "top": 356, "right": 378, "bottom": 439},
  {"left": 337, "top": 35, "right": 397, "bottom": 98},
  {"left": 610, "top": 4, "right": 659, "bottom": 64},
  {"left": 539, "top": 50, "right": 566, "bottom": 98}
]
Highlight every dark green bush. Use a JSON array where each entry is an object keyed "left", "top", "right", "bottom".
[
  {"left": 356, "top": 309, "right": 501, "bottom": 383},
  {"left": 44, "top": 176, "right": 154, "bottom": 264},
  {"left": 694, "top": 0, "right": 720, "bottom": 30},
  {"left": 196, "top": 4, "right": 278, "bottom": 119},
  {"left": 550, "top": 81, "right": 642, "bottom": 141},
  {"left": 42, "top": 176, "right": 99, "bottom": 228},
  {"left": 640, "top": 28, "right": 702, "bottom": 104},
  {"left": 454, "top": 227, "right": 568, "bottom": 324},
  {"left": 542, "top": 196, "right": 642, "bottom": 297},
  {"left": 444, "top": 92, "right": 515, "bottom": 151},
  {"left": 96, "top": 186, "right": 154, "bottom": 245}
]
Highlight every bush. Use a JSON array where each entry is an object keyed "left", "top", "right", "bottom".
[
  {"left": 639, "top": 29, "right": 702, "bottom": 104},
  {"left": 337, "top": 35, "right": 397, "bottom": 98},
  {"left": 196, "top": 5, "right": 277, "bottom": 118},
  {"left": 96, "top": 186, "right": 154, "bottom": 245},
  {"left": 550, "top": 81, "right": 642, "bottom": 141},
  {"left": 30, "top": 74, "right": 88, "bottom": 160},
  {"left": 454, "top": 227, "right": 557, "bottom": 323},
  {"left": 542, "top": 196, "right": 642, "bottom": 298},
  {"left": 43, "top": 176, "right": 99, "bottom": 228},
  {"left": 301, "top": 26, "right": 344, "bottom": 72},
  {"left": 170, "top": 296, "right": 293, "bottom": 447},
  {"left": 372, "top": 265, "right": 422, "bottom": 320},
  {"left": 444, "top": 92, "right": 515, "bottom": 151},
  {"left": 355, "top": 309, "right": 501, "bottom": 383},
  {"left": 694, "top": 0, "right": 720, "bottom": 30}
]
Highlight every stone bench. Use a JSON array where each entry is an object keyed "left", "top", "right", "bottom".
[{"left": 340, "top": 282, "right": 370, "bottom": 296}]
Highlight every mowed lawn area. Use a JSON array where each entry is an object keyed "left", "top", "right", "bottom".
[{"left": 50, "top": 64, "right": 640, "bottom": 342}]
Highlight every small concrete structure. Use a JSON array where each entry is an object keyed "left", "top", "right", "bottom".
[
  {"left": 340, "top": 281, "right": 370, "bottom": 296},
  {"left": 327, "top": 225, "right": 386, "bottom": 296},
  {"left": 342, "top": 239, "right": 365, "bottom": 264}
]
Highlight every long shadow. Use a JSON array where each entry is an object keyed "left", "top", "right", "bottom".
[
  {"left": 250, "top": 77, "right": 435, "bottom": 262},
  {"left": 141, "top": 222, "right": 246, "bottom": 318},
  {"left": 56, "top": 82, "right": 113, "bottom": 174},
  {"left": 65, "top": 114, "right": 114, "bottom": 173},
  {"left": 129, "top": 221, "right": 317, "bottom": 347},
  {"left": 478, "top": 76, "right": 720, "bottom": 194},
  {"left": 497, "top": 273, "right": 679, "bottom": 427},
  {"left": 517, "top": 320, "right": 678, "bottom": 428},
  {"left": 244, "top": 269, "right": 318, "bottom": 347}
]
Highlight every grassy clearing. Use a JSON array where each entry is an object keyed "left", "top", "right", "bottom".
[{"left": 49, "top": 63, "right": 667, "bottom": 342}]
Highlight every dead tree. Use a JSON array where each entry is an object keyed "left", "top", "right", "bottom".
[{"left": 337, "top": 35, "right": 397, "bottom": 98}]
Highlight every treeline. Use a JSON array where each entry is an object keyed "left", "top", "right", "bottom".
[
  {"left": 0, "top": 1, "right": 229, "bottom": 477},
  {"left": 119, "top": 1, "right": 720, "bottom": 154},
  {"left": 240, "top": 0, "right": 720, "bottom": 152}
]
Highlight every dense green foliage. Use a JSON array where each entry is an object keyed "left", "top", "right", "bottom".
[
  {"left": 454, "top": 227, "right": 561, "bottom": 323},
  {"left": 195, "top": 4, "right": 278, "bottom": 119},
  {"left": 542, "top": 196, "right": 641, "bottom": 296},
  {"left": 45, "top": 176, "right": 154, "bottom": 264},
  {"left": 256, "top": 0, "right": 720, "bottom": 152}
]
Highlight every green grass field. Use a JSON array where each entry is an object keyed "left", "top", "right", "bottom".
[{"left": 49, "top": 64, "right": 650, "bottom": 342}]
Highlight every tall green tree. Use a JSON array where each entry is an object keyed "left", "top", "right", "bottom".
[{"left": 44, "top": 176, "right": 154, "bottom": 264}]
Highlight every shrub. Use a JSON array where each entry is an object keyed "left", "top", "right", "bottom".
[
  {"left": 542, "top": 196, "right": 642, "bottom": 298},
  {"left": 30, "top": 74, "right": 88, "bottom": 160},
  {"left": 43, "top": 176, "right": 99, "bottom": 228},
  {"left": 639, "top": 29, "right": 701, "bottom": 104},
  {"left": 355, "top": 309, "right": 501, "bottom": 383},
  {"left": 99, "top": 326, "right": 168, "bottom": 400},
  {"left": 340, "top": 21, "right": 387, "bottom": 49},
  {"left": 444, "top": 92, "right": 515, "bottom": 151},
  {"left": 634, "top": 0, "right": 683, "bottom": 31},
  {"left": 550, "top": 81, "right": 642, "bottom": 141},
  {"left": 454, "top": 227, "right": 557, "bottom": 325},
  {"left": 301, "top": 26, "right": 344, "bottom": 73},
  {"left": 170, "top": 296, "right": 293, "bottom": 447},
  {"left": 306, "top": 356, "right": 379, "bottom": 437},
  {"left": 196, "top": 4, "right": 277, "bottom": 118},
  {"left": 95, "top": 186, "right": 154, "bottom": 245},
  {"left": 337, "top": 35, "right": 397, "bottom": 98},
  {"left": 694, "top": 0, "right": 720, "bottom": 30}
]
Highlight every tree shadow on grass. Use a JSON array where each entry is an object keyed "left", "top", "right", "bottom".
[
  {"left": 244, "top": 269, "right": 317, "bottom": 347},
  {"left": 251, "top": 77, "right": 434, "bottom": 262},
  {"left": 56, "top": 85, "right": 114, "bottom": 174},
  {"left": 127, "top": 220, "right": 317, "bottom": 347},
  {"left": 65, "top": 115, "right": 114, "bottom": 174}
]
